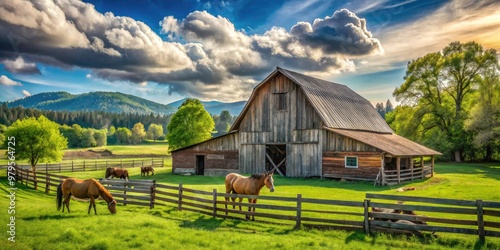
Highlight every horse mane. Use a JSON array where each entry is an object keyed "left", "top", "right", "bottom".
[
  {"left": 250, "top": 173, "right": 267, "bottom": 179},
  {"left": 93, "top": 179, "right": 114, "bottom": 200}
]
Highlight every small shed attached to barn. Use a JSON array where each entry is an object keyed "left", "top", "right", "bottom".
[{"left": 172, "top": 67, "right": 441, "bottom": 185}]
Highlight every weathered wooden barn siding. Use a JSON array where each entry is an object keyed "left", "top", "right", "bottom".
[
  {"left": 172, "top": 133, "right": 239, "bottom": 175},
  {"left": 239, "top": 144, "right": 266, "bottom": 173},
  {"left": 322, "top": 130, "right": 382, "bottom": 179},
  {"left": 239, "top": 73, "right": 324, "bottom": 176}
]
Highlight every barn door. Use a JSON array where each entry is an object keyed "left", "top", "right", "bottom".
[
  {"left": 196, "top": 155, "right": 205, "bottom": 175},
  {"left": 265, "top": 144, "right": 286, "bottom": 176}
]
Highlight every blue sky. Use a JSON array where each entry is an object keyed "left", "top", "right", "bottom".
[{"left": 0, "top": 0, "right": 499, "bottom": 106}]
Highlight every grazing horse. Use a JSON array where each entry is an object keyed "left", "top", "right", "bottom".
[
  {"left": 105, "top": 167, "right": 129, "bottom": 180},
  {"left": 141, "top": 166, "right": 155, "bottom": 177},
  {"left": 56, "top": 178, "right": 117, "bottom": 214},
  {"left": 224, "top": 172, "right": 275, "bottom": 221}
]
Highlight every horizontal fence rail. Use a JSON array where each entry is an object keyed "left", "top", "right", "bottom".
[
  {"left": 9, "top": 157, "right": 165, "bottom": 173},
  {"left": 9, "top": 167, "right": 500, "bottom": 242}
]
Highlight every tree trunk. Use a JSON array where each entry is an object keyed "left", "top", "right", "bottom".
[
  {"left": 485, "top": 144, "right": 492, "bottom": 162},
  {"left": 454, "top": 150, "right": 462, "bottom": 163}
]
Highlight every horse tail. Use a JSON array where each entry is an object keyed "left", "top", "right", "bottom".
[{"left": 56, "top": 183, "right": 63, "bottom": 211}]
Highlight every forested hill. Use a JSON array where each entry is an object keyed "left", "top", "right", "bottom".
[
  {"left": 5, "top": 91, "right": 246, "bottom": 116},
  {"left": 168, "top": 98, "right": 246, "bottom": 116},
  {"left": 6, "top": 91, "right": 177, "bottom": 115}
]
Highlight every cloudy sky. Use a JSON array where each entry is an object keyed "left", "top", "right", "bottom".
[{"left": 0, "top": 0, "right": 499, "bottom": 106}]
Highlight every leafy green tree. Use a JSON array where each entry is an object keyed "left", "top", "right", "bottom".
[
  {"left": 94, "top": 129, "right": 107, "bottom": 147},
  {"left": 4, "top": 115, "right": 67, "bottom": 171},
  {"left": 131, "top": 122, "right": 146, "bottom": 144},
  {"left": 465, "top": 70, "right": 500, "bottom": 160},
  {"left": 393, "top": 41, "right": 498, "bottom": 162},
  {"left": 147, "top": 123, "right": 164, "bottom": 142},
  {"left": 81, "top": 128, "right": 96, "bottom": 147},
  {"left": 115, "top": 127, "right": 131, "bottom": 144},
  {"left": 167, "top": 98, "right": 214, "bottom": 151}
]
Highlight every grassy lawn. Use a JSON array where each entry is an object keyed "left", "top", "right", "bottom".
[{"left": 1, "top": 162, "right": 500, "bottom": 249}]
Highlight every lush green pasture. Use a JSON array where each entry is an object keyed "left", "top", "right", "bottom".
[{"left": 1, "top": 163, "right": 500, "bottom": 249}]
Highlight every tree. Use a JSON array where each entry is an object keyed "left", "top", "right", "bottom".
[
  {"left": 385, "top": 100, "right": 394, "bottom": 113},
  {"left": 214, "top": 110, "right": 232, "bottom": 136},
  {"left": 393, "top": 41, "right": 498, "bottom": 162},
  {"left": 94, "top": 129, "right": 107, "bottom": 147},
  {"left": 167, "top": 98, "right": 214, "bottom": 151},
  {"left": 465, "top": 69, "right": 500, "bottom": 161},
  {"left": 115, "top": 127, "right": 131, "bottom": 144},
  {"left": 131, "top": 122, "right": 146, "bottom": 144},
  {"left": 147, "top": 123, "right": 164, "bottom": 142},
  {"left": 81, "top": 128, "right": 96, "bottom": 147},
  {"left": 375, "top": 102, "right": 385, "bottom": 118},
  {"left": 4, "top": 115, "right": 67, "bottom": 171}
]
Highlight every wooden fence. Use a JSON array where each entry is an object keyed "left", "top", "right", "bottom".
[
  {"left": 14, "top": 157, "right": 165, "bottom": 173},
  {"left": 382, "top": 165, "right": 433, "bottom": 185},
  {"left": 10, "top": 167, "right": 500, "bottom": 242}
]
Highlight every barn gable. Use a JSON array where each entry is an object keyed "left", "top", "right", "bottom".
[{"left": 232, "top": 67, "right": 393, "bottom": 133}]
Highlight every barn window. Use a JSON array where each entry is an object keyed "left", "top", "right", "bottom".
[
  {"left": 345, "top": 156, "right": 358, "bottom": 168},
  {"left": 274, "top": 92, "right": 287, "bottom": 110}
]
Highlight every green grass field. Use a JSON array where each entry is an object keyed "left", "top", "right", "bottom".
[{"left": 1, "top": 162, "right": 500, "bottom": 249}]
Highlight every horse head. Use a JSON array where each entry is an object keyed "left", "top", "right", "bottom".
[
  {"left": 108, "top": 200, "right": 117, "bottom": 214},
  {"left": 264, "top": 172, "right": 275, "bottom": 192}
]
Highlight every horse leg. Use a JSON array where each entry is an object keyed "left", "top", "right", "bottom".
[
  {"left": 251, "top": 199, "right": 258, "bottom": 221},
  {"left": 88, "top": 197, "right": 93, "bottom": 214},
  {"left": 63, "top": 193, "right": 71, "bottom": 213},
  {"left": 246, "top": 198, "right": 252, "bottom": 220}
]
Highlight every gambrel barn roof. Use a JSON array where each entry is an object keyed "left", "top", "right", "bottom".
[{"left": 232, "top": 67, "right": 393, "bottom": 133}]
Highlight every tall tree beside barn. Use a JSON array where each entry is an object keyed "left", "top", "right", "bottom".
[
  {"left": 392, "top": 41, "right": 498, "bottom": 162},
  {"left": 167, "top": 98, "right": 214, "bottom": 151},
  {"left": 465, "top": 69, "right": 500, "bottom": 161},
  {"left": 4, "top": 115, "right": 67, "bottom": 171}
]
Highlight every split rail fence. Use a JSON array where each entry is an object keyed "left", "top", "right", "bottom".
[{"left": 9, "top": 167, "right": 500, "bottom": 242}]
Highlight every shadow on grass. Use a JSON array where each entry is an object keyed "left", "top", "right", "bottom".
[
  {"left": 22, "top": 214, "right": 84, "bottom": 221},
  {"left": 180, "top": 215, "right": 226, "bottom": 231}
]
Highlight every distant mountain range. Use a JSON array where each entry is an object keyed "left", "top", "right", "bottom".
[{"left": 5, "top": 91, "right": 245, "bottom": 116}]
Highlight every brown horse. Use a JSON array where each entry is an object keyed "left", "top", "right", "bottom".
[
  {"left": 105, "top": 167, "right": 129, "bottom": 180},
  {"left": 225, "top": 172, "right": 275, "bottom": 221},
  {"left": 56, "top": 178, "right": 117, "bottom": 214},
  {"left": 141, "top": 166, "right": 154, "bottom": 176}
]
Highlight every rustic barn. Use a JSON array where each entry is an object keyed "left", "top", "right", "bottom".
[{"left": 172, "top": 67, "right": 441, "bottom": 184}]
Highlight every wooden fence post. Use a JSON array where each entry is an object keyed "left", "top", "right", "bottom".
[
  {"left": 45, "top": 163, "right": 48, "bottom": 174},
  {"left": 123, "top": 181, "right": 127, "bottom": 206},
  {"left": 178, "top": 183, "right": 183, "bottom": 211},
  {"left": 45, "top": 173, "right": 50, "bottom": 193},
  {"left": 72, "top": 161, "right": 74, "bottom": 172},
  {"left": 295, "top": 194, "right": 302, "bottom": 229},
  {"left": 212, "top": 188, "right": 217, "bottom": 218},
  {"left": 150, "top": 180, "right": 156, "bottom": 209},
  {"left": 33, "top": 170, "right": 38, "bottom": 190},
  {"left": 162, "top": 158, "right": 165, "bottom": 167},
  {"left": 95, "top": 160, "right": 97, "bottom": 171},
  {"left": 364, "top": 199, "right": 370, "bottom": 234},
  {"left": 83, "top": 161, "right": 86, "bottom": 171},
  {"left": 477, "top": 199, "right": 485, "bottom": 242}
]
